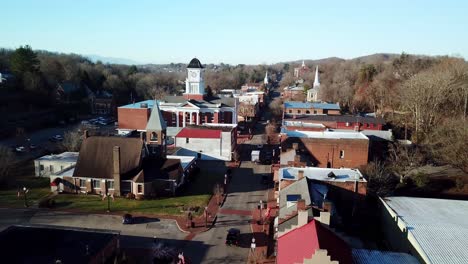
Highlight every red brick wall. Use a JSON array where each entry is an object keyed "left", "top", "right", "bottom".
[
  {"left": 162, "top": 111, "right": 173, "bottom": 126},
  {"left": 283, "top": 137, "right": 369, "bottom": 168},
  {"left": 118, "top": 108, "right": 150, "bottom": 130}
]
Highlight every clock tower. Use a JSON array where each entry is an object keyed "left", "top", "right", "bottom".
[{"left": 184, "top": 58, "right": 205, "bottom": 100}]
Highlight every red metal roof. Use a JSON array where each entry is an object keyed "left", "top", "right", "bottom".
[
  {"left": 277, "top": 219, "right": 352, "bottom": 264},
  {"left": 175, "top": 128, "right": 221, "bottom": 139}
]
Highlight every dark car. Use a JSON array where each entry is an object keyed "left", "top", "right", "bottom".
[
  {"left": 226, "top": 228, "right": 240, "bottom": 246},
  {"left": 122, "top": 213, "right": 133, "bottom": 224}
]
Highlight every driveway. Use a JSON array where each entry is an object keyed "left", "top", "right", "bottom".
[{"left": 183, "top": 161, "right": 271, "bottom": 263}]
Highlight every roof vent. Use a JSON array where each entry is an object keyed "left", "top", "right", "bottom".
[
  {"left": 327, "top": 172, "right": 336, "bottom": 178},
  {"left": 140, "top": 103, "right": 148, "bottom": 108}
]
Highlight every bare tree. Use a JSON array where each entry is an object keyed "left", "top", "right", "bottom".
[
  {"left": 364, "top": 161, "right": 397, "bottom": 197},
  {"left": 61, "top": 130, "right": 83, "bottom": 152},
  {"left": 0, "top": 146, "right": 14, "bottom": 186}
]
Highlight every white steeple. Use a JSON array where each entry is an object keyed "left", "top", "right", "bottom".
[
  {"left": 313, "top": 66, "right": 320, "bottom": 88},
  {"left": 264, "top": 71, "right": 269, "bottom": 85},
  {"left": 302, "top": 60, "right": 305, "bottom": 68}
]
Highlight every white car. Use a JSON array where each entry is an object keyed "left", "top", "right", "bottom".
[{"left": 15, "top": 146, "right": 26, "bottom": 152}]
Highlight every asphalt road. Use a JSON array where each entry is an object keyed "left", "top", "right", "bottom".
[{"left": 183, "top": 161, "right": 271, "bottom": 264}]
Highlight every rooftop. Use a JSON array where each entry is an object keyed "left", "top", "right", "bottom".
[
  {"left": 352, "top": 249, "right": 420, "bottom": 264},
  {"left": 284, "top": 101, "right": 341, "bottom": 110},
  {"left": 279, "top": 167, "right": 365, "bottom": 182},
  {"left": 0, "top": 225, "right": 118, "bottom": 264},
  {"left": 118, "top": 99, "right": 155, "bottom": 109},
  {"left": 282, "top": 129, "right": 369, "bottom": 140},
  {"left": 35, "top": 152, "right": 79, "bottom": 162},
  {"left": 166, "top": 155, "right": 196, "bottom": 171},
  {"left": 187, "top": 58, "right": 204, "bottom": 68},
  {"left": 175, "top": 127, "right": 222, "bottom": 139},
  {"left": 381, "top": 196, "right": 468, "bottom": 264},
  {"left": 283, "top": 114, "right": 385, "bottom": 124}
]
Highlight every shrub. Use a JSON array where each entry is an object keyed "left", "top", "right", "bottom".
[
  {"left": 126, "top": 193, "right": 135, "bottom": 199},
  {"left": 413, "top": 173, "right": 430, "bottom": 188}
]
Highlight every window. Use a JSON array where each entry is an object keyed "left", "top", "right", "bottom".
[
  {"left": 79, "top": 179, "right": 86, "bottom": 188},
  {"left": 186, "top": 138, "right": 189, "bottom": 143},
  {"left": 289, "top": 110, "right": 292, "bottom": 114},
  {"left": 306, "top": 110, "right": 310, "bottom": 114},
  {"left": 313, "top": 110, "right": 317, "bottom": 114},
  {"left": 107, "top": 180, "right": 114, "bottom": 190},
  {"left": 93, "top": 179, "right": 101, "bottom": 189},
  {"left": 49, "top": 165, "right": 54, "bottom": 173},
  {"left": 346, "top": 122, "right": 350, "bottom": 127},
  {"left": 40, "top": 165, "right": 44, "bottom": 171},
  {"left": 151, "top": 132, "right": 158, "bottom": 142},
  {"left": 339, "top": 150, "right": 345, "bottom": 159},
  {"left": 297, "top": 110, "right": 301, "bottom": 114},
  {"left": 137, "top": 184, "right": 143, "bottom": 194}
]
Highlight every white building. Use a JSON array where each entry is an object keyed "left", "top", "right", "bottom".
[
  {"left": 173, "top": 124, "right": 236, "bottom": 161},
  {"left": 307, "top": 66, "right": 321, "bottom": 102},
  {"left": 381, "top": 196, "right": 468, "bottom": 264},
  {"left": 34, "top": 152, "right": 78, "bottom": 177}
]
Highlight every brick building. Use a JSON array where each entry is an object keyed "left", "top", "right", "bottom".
[
  {"left": 284, "top": 101, "right": 341, "bottom": 117},
  {"left": 117, "top": 58, "right": 238, "bottom": 135},
  {"left": 280, "top": 130, "right": 369, "bottom": 169},
  {"left": 293, "top": 60, "right": 310, "bottom": 78}
]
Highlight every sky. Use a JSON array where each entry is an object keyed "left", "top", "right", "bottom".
[{"left": 1, "top": 0, "right": 467, "bottom": 65}]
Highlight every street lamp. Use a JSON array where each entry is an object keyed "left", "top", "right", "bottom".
[
  {"left": 258, "top": 200, "right": 264, "bottom": 225},
  {"left": 23, "top": 187, "right": 29, "bottom": 208}
]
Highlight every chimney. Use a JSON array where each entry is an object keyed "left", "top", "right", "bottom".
[
  {"left": 323, "top": 200, "right": 333, "bottom": 213},
  {"left": 297, "top": 199, "right": 308, "bottom": 227},
  {"left": 292, "top": 143, "right": 299, "bottom": 150},
  {"left": 83, "top": 130, "right": 89, "bottom": 140},
  {"left": 112, "top": 146, "right": 121, "bottom": 196},
  {"left": 297, "top": 170, "right": 304, "bottom": 180},
  {"left": 297, "top": 199, "right": 306, "bottom": 211}
]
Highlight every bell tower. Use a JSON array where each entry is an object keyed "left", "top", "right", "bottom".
[
  {"left": 145, "top": 101, "right": 167, "bottom": 156},
  {"left": 184, "top": 58, "right": 205, "bottom": 100}
]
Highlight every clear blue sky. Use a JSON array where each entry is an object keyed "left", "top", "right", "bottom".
[{"left": 1, "top": 0, "right": 467, "bottom": 64}]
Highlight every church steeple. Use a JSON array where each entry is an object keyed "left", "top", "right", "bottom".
[
  {"left": 264, "top": 71, "right": 269, "bottom": 85},
  {"left": 146, "top": 100, "right": 167, "bottom": 156},
  {"left": 313, "top": 66, "right": 320, "bottom": 88},
  {"left": 302, "top": 60, "right": 306, "bottom": 68}
]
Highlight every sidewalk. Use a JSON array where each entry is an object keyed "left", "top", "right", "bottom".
[{"left": 248, "top": 187, "right": 277, "bottom": 263}]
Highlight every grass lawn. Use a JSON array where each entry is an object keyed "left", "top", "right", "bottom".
[
  {"left": 54, "top": 193, "right": 211, "bottom": 216},
  {"left": 0, "top": 177, "right": 51, "bottom": 208},
  {"left": 53, "top": 160, "right": 227, "bottom": 216}
]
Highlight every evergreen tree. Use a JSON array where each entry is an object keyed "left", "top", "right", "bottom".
[{"left": 10, "top": 45, "right": 40, "bottom": 76}]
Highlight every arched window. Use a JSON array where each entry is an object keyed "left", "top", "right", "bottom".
[
  {"left": 306, "top": 110, "right": 310, "bottom": 114},
  {"left": 151, "top": 132, "right": 158, "bottom": 142}
]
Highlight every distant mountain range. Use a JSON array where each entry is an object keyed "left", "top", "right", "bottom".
[
  {"left": 86, "top": 53, "right": 405, "bottom": 66},
  {"left": 86, "top": 54, "right": 142, "bottom": 65}
]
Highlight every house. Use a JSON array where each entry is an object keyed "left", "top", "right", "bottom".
[
  {"left": 241, "top": 83, "right": 263, "bottom": 92},
  {"left": 91, "top": 90, "right": 114, "bottom": 115},
  {"left": 282, "top": 86, "right": 305, "bottom": 100},
  {"left": 293, "top": 61, "right": 310, "bottom": 78},
  {"left": 117, "top": 58, "right": 238, "bottom": 135},
  {"left": 0, "top": 225, "right": 119, "bottom": 264},
  {"left": 277, "top": 202, "right": 353, "bottom": 264},
  {"left": 50, "top": 110, "right": 196, "bottom": 196},
  {"left": 282, "top": 115, "right": 386, "bottom": 131},
  {"left": 173, "top": 124, "right": 237, "bottom": 161},
  {"left": 280, "top": 130, "right": 369, "bottom": 169},
  {"left": 34, "top": 152, "right": 78, "bottom": 177},
  {"left": 284, "top": 101, "right": 341, "bottom": 116},
  {"left": 380, "top": 196, "right": 468, "bottom": 264}
]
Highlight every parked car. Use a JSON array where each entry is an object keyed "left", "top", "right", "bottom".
[
  {"left": 122, "top": 214, "right": 133, "bottom": 224},
  {"left": 49, "top": 135, "right": 63, "bottom": 142},
  {"left": 225, "top": 228, "right": 240, "bottom": 246},
  {"left": 15, "top": 146, "right": 26, "bottom": 153}
]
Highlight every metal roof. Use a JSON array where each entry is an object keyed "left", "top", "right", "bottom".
[
  {"left": 382, "top": 196, "right": 468, "bottom": 264},
  {"left": 146, "top": 101, "right": 167, "bottom": 131},
  {"left": 282, "top": 129, "right": 369, "bottom": 140},
  {"left": 352, "top": 249, "right": 420, "bottom": 264},
  {"left": 284, "top": 101, "right": 340, "bottom": 110},
  {"left": 279, "top": 167, "right": 365, "bottom": 183}
]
